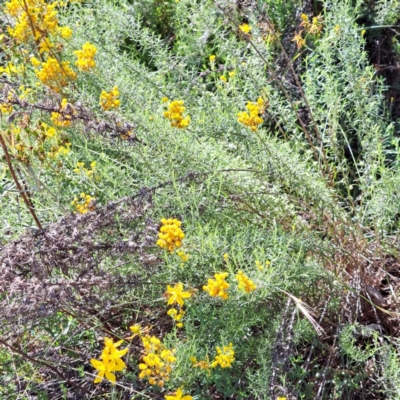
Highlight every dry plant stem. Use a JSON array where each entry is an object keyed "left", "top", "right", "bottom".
[
  {"left": 0, "top": 337, "right": 92, "bottom": 396},
  {"left": 0, "top": 133, "right": 43, "bottom": 229},
  {"left": 212, "top": 0, "right": 331, "bottom": 180}
]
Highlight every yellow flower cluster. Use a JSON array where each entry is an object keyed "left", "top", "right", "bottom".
[
  {"left": 236, "top": 270, "right": 256, "bottom": 293},
  {"left": 300, "top": 14, "right": 324, "bottom": 35},
  {"left": 74, "top": 42, "right": 97, "bottom": 71},
  {"left": 256, "top": 259, "right": 270, "bottom": 271},
  {"left": 203, "top": 272, "right": 229, "bottom": 300},
  {"left": 210, "top": 343, "right": 235, "bottom": 368},
  {"left": 40, "top": 122, "right": 57, "bottom": 138},
  {"left": 177, "top": 250, "right": 190, "bottom": 262},
  {"left": 0, "top": 103, "right": 13, "bottom": 114},
  {"left": 71, "top": 192, "right": 96, "bottom": 214},
  {"left": 157, "top": 218, "right": 185, "bottom": 252},
  {"left": 293, "top": 14, "right": 324, "bottom": 49},
  {"left": 237, "top": 97, "right": 265, "bottom": 131},
  {"left": 47, "top": 141, "right": 70, "bottom": 159},
  {"left": 90, "top": 337, "right": 128, "bottom": 385},
  {"left": 4, "top": 0, "right": 75, "bottom": 92},
  {"left": 163, "top": 100, "right": 191, "bottom": 129},
  {"left": 191, "top": 343, "right": 235, "bottom": 372},
  {"left": 0, "top": 62, "right": 25, "bottom": 77},
  {"left": 139, "top": 335, "right": 177, "bottom": 387},
  {"left": 6, "top": 0, "right": 59, "bottom": 43},
  {"left": 99, "top": 86, "right": 120, "bottom": 110},
  {"left": 31, "top": 57, "right": 77, "bottom": 92},
  {"left": 73, "top": 161, "right": 97, "bottom": 178},
  {"left": 51, "top": 98, "right": 75, "bottom": 127},
  {"left": 165, "top": 282, "right": 191, "bottom": 328},
  {"left": 167, "top": 308, "right": 185, "bottom": 328}
]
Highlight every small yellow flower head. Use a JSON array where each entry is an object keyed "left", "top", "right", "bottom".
[
  {"left": 130, "top": 324, "right": 142, "bottom": 335},
  {"left": 209, "top": 54, "right": 216, "bottom": 62},
  {"left": 301, "top": 13, "right": 323, "bottom": 35},
  {"left": 59, "top": 25, "right": 73, "bottom": 39},
  {"left": 223, "top": 253, "right": 229, "bottom": 261},
  {"left": 239, "top": 23, "right": 251, "bottom": 34},
  {"left": 74, "top": 42, "right": 97, "bottom": 71},
  {"left": 165, "top": 283, "right": 191, "bottom": 307},
  {"left": 163, "top": 100, "right": 190, "bottom": 129},
  {"left": 177, "top": 250, "right": 190, "bottom": 262},
  {"left": 292, "top": 31, "right": 305, "bottom": 49},
  {"left": 190, "top": 355, "right": 212, "bottom": 374},
  {"left": 203, "top": 272, "right": 229, "bottom": 300},
  {"left": 236, "top": 270, "right": 256, "bottom": 293},
  {"left": 229, "top": 71, "right": 236, "bottom": 77},
  {"left": 256, "top": 260, "right": 263, "bottom": 271},
  {"left": 157, "top": 218, "right": 185, "bottom": 252},
  {"left": 100, "top": 86, "right": 120, "bottom": 110},
  {"left": 210, "top": 343, "right": 235, "bottom": 368},
  {"left": 30, "top": 57, "right": 41, "bottom": 67},
  {"left": 237, "top": 97, "right": 266, "bottom": 131},
  {"left": 220, "top": 75, "right": 227, "bottom": 83},
  {"left": 0, "top": 103, "right": 13, "bottom": 114},
  {"left": 71, "top": 193, "right": 96, "bottom": 214},
  {"left": 51, "top": 98, "right": 74, "bottom": 127},
  {"left": 165, "top": 388, "right": 193, "bottom": 400}
]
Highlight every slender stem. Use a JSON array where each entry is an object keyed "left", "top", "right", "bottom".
[{"left": 0, "top": 133, "right": 43, "bottom": 229}]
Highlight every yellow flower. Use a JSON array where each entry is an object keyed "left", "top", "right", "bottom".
[
  {"left": 210, "top": 343, "right": 235, "bottom": 368},
  {"left": 165, "top": 283, "right": 191, "bottom": 307},
  {"left": 163, "top": 100, "right": 190, "bottom": 129},
  {"left": 223, "top": 253, "right": 229, "bottom": 261},
  {"left": 292, "top": 31, "right": 305, "bottom": 49},
  {"left": 74, "top": 42, "right": 97, "bottom": 71},
  {"left": 203, "top": 272, "right": 229, "bottom": 300},
  {"left": 90, "top": 337, "right": 127, "bottom": 385},
  {"left": 256, "top": 260, "right": 263, "bottom": 271},
  {"left": 190, "top": 355, "right": 211, "bottom": 374},
  {"left": 90, "top": 358, "right": 123, "bottom": 384},
  {"left": 33, "top": 57, "right": 77, "bottom": 92},
  {"left": 236, "top": 270, "right": 256, "bottom": 293},
  {"left": 209, "top": 55, "right": 216, "bottom": 62},
  {"left": 220, "top": 75, "right": 227, "bottom": 82},
  {"left": 165, "top": 388, "right": 193, "bottom": 400},
  {"left": 239, "top": 23, "right": 251, "bottom": 34},
  {"left": 71, "top": 193, "right": 96, "bottom": 214},
  {"left": 38, "top": 38, "right": 55, "bottom": 54},
  {"left": 59, "top": 25, "right": 73, "bottom": 39},
  {"left": 30, "top": 57, "right": 41, "bottom": 67},
  {"left": 100, "top": 86, "right": 120, "bottom": 110},
  {"left": 157, "top": 218, "right": 185, "bottom": 252},
  {"left": 237, "top": 97, "right": 266, "bottom": 131}
]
